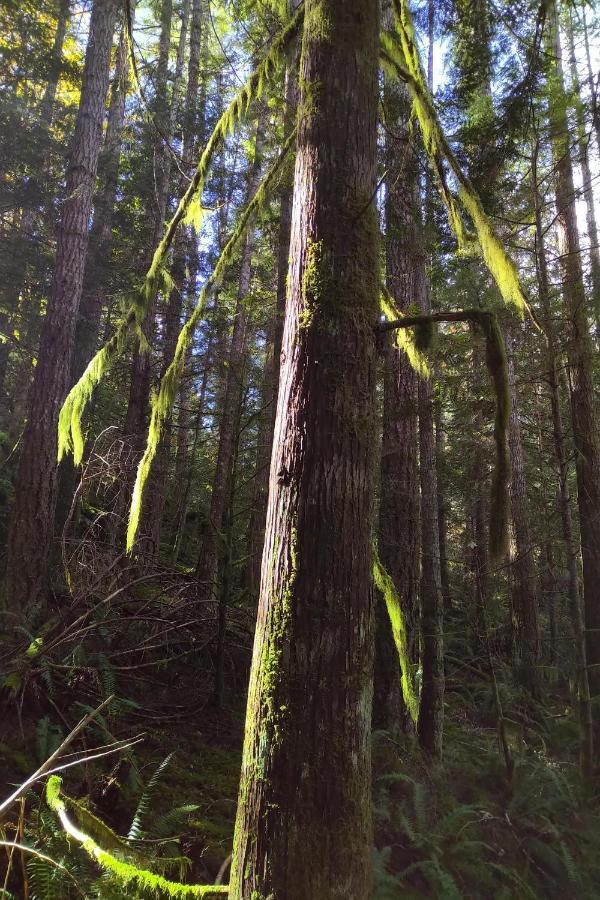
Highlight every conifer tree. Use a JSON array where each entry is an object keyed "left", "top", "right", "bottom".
[
  {"left": 4, "top": 0, "right": 119, "bottom": 615},
  {"left": 230, "top": 1, "right": 380, "bottom": 894}
]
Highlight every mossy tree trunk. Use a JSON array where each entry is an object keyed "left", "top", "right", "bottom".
[
  {"left": 229, "top": 0, "right": 380, "bottom": 896},
  {"left": 4, "top": 0, "right": 119, "bottom": 616}
]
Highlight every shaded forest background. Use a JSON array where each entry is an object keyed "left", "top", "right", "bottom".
[{"left": 1, "top": 0, "right": 600, "bottom": 896}]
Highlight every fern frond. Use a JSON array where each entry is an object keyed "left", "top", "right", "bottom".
[
  {"left": 46, "top": 777, "right": 228, "bottom": 898},
  {"left": 128, "top": 753, "right": 175, "bottom": 841}
]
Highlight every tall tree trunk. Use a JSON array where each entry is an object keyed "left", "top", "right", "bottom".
[
  {"left": 581, "top": 6, "right": 600, "bottom": 152},
  {"left": 4, "top": 0, "right": 118, "bottom": 616},
  {"left": 565, "top": 9, "right": 600, "bottom": 326},
  {"left": 142, "top": 0, "right": 206, "bottom": 558},
  {"left": 417, "top": 0, "right": 444, "bottom": 758},
  {"left": 122, "top": 0, "right": 177, "bottom": 455},
  {"left": 547, "top": 0, "right": 600, "bottom": 749},
  {"left": 196, "top": 112, "right": 266, "bottom": 601},
  {"left": 230, "top": 0, "right": 379, "bottom": 895},
  {"left": 531, "top": 133, "right": 593, "bottom": 771},
  {"left": 375, "top": 78, "right": 420, "bottom": 734},
  {"left": 0, "top": 0, "right": 71, "bottom": 393},
  {"left": 55, "top": 10, "right": 133, "bottom": 534},
  {"left": 506, "top": 326, "right": 541, "bottom": 695},
  {"left": 435, "top": 395, "right": 451, "bottom": 610},
  {"left": 245, "top": 27, "right": 299, "bottom": 602}
]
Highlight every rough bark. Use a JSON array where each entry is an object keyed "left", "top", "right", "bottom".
[
  {"left": 55, "top": 10, "right": 133, "bottom": 535},
  {"left": 547, "top": 0, "right": 600, "bottom": 747},
  {"left": 4, "top": 0, "right": 119, "bottom": 616},
  {"left": 230, "top": 1, "right": 379, "bottom": 896}
]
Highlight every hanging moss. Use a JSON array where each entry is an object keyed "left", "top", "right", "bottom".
[
  {"left": 373, "top": 545, "right": 419, "bottom": 724},
  {"left": 382, "top": 1, "right": 538, "bottom": 325},
  {"left": 46, "top": 776, "right": 228, "bottom": 898},
  {"left": 414, "top": 316, "right": 435, "bottom": 351},
  {"left": 380, "top": 285, "right": 431, "bottom": 378},
  {"left": 58, "top": 5, "right": 304, "bottom": 466},
  {"left": 126, "top": 129, "right": 297, "bottom": 552}
]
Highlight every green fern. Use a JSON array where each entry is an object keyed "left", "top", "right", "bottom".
[{"left": 128, "top": 754, "right": 175, "bottom": 841}]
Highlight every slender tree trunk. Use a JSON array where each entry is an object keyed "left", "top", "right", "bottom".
[
  {"left": 55, "top": 10, "right": 133, "bottom": 534},
  {"left": 435, "top": 394, "right": 451, "bottom": 610},
  {"left": 547, "top": 0, "right": 600, "bottom": 750},
  {"left": 196, "top": 112, "right": 266, "bottom": 601},
  {"left": 581, "top": 6, "right": 600, "bottom": 153},
  {"left": 417, "top": 0, "right": 444, "bottom": 758},
  {"left": 375, "top": 77, "right": 420, "bottom": 734},
  {"left": 506, "top": 326, "right": 541, "bottom": 695},
  {"left": 531, "top": 133, "right": 593, "bottom": 772},
  {"left": 245, "top": 36, "right": 299, "bottom": 602},
  {"left": 0, "top": 0, "right": 71, "bottom": 393},
  {"left": 142, "top": 0, "right": 206, "bottom": 558},
  {"left": 171, "top": 332, "right": 213, "bottom": 563},
  {"left": 230, "top": 1, "right": 379, "bottom": 895},
  {"left": 565, "top": 9, "right": 600, "bottom": 326},
  {"left": 4, "top": 0, "right": 118, "bottom": 616},
  {"left": 122, "top": 0, "right": 177, "bottom": 452}
]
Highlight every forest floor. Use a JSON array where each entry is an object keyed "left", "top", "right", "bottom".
[{"left": 1, "top": 586, "right": 600, "bottom": 898}]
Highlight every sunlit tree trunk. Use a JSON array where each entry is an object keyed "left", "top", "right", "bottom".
[
  {"left": 230, "top": 1, "right": 379, "bottom": 895},
  {"left": 565, "top": 9, "right": 600, "bottom": 326},
  {"left": 547, "top": 0, "right": 600, "bottom": 750},
  {"left": 245, "top": 33, "right": 299, "bottom": 602},
  {"left": 55, "top": 10, "right": 133, "bottom": 534},
  {"left": 4, "top": 0, "right": 118, "bottom": 616}
]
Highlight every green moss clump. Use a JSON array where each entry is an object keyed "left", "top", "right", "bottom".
[{"left": 373, "top": 545, "right": 419, "bottom": 723}]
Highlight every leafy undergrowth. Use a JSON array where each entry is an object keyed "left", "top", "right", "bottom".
[
  {"left": 2, "top": 585, "right": 600, "bottom": 897},
  {"left": 372, "top": 693, "right": 600, "bottom": 899}
]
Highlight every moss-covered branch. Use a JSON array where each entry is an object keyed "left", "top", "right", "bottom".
[
  {"left": 58, "top": 4, "right": 304, "bottom": 466},
  {"left": 46, "top": 776, "right": 228, "bottom": 898},
  {"left": 380, "top": 284, "right": 431, "bottom": 378},
  {"left": 126, "top": 128, "right": 297, "bottom": 552}
]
